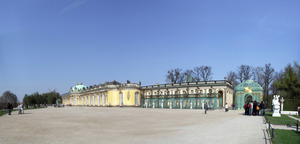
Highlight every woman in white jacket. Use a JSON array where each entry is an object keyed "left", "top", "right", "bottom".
[{"left": 225, "top": 103, "right": 228, "bottom": 112}]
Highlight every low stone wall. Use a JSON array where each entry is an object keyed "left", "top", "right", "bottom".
[{"left": 281, "top": 111, "right": 298, "bottom": 115}]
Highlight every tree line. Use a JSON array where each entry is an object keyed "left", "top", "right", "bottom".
[
  {"left": 166, "top": 65, "right": 213, "bottom": 83},
  {"left": 23, "top": 91, "right": 61, "bottom": 108}
]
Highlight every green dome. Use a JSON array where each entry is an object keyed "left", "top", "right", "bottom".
[
  {"left": 71, "top": 83, "right": 87, "bottom": 92},
  {"left": 234, "top": 80, "right": 263, "bottom": 91}
]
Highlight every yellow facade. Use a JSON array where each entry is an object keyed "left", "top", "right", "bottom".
[{"left": 62, "top": 82, "right": 141, "bottom": 107}]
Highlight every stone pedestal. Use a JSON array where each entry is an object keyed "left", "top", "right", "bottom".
[{"left": 272, "top": 95, "right": 281, "bottom": 117}]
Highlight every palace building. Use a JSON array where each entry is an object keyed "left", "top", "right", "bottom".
[
  {"left": 62, "top": 79, "right": 234, "bottom": 109},
  {"left": 62, "top": 81, "right": 141, "bottom": 107}
]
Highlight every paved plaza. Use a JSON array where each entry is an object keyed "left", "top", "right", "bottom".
[{"left": 0, "top": 107, "right": 267, "bottom": 144}]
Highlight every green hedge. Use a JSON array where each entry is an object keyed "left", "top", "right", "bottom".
[{"left": 284, "top": 99, "right": 300, "bottom": 111}]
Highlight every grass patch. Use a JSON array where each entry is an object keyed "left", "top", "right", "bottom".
[
  {"left": 0, "top": 109, "right": 8, "bottom": 116},
  {"left": 269, "top": 129, "right": 300, "bottom": 144},
  {"left": 291, "top": 115, "right": 300, "bottom": 119},
  {"left": 265, "top": 111, "right": 298, "bottom": 125},
  {"left": 0, "top": 109, "right": 18, "bottom": 116},
  {"left": 0, "top": 107, "right": 45, "bottom": 116}
]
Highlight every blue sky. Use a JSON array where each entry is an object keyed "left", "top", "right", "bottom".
[{"left": 1, "top": 0, "right": 299, "bottom": 101}]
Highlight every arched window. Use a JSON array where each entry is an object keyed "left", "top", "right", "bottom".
[{"left": 191, "top": 90, "right": 194, "bottom": 94}]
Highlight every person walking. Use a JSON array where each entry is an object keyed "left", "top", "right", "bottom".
[
  {"left": 7, "top": 103, "right": 13, "bottom": 115},
  {"left": 253, "top": 101, "right": 257, "bottom": 116},
  {"left": 257, "top": 103, "right": 260, "bottom": 115},
  {"left": 231, "top": 103, "right": 235, "bottom": 110},
  {"left": 204, "top": 102, "right": 208, "bottom": 114},
  {"left": 260, "top": 101, "right": 265, "bottom": 116},
  {"left": 18, "top": 103, "right": 22, "bottom": 114},
  {"left": 244, "top": 102, "right": 249, "bottom": 115},
  {"left": 249, "top": 102, "right": 253, "bottom": 116},
  {"left": 225, "top": 103, "right": 229, "bottom": 112}
]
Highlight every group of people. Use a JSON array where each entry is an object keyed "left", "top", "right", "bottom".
[
  {"left": 7, "top": 102, "right": 23, "bottom": 115},
  {"left": 244, "top": 101, "right": 266, "bottom": 116}
]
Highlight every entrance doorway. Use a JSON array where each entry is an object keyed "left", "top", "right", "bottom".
[
  {"left": 245, "top": 95, "right": 253, "bottom": 103},
  {"left": 218, "top": 91, "right": 223, "bottom": 107}
]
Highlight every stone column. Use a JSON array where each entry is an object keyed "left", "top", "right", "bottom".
[{"left": 280, "top": 97, "right": 284, "bottom": 112}]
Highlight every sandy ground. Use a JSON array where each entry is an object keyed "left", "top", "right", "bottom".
[{"left": 0, "top": 107, "right": 267, "bottom": 144}]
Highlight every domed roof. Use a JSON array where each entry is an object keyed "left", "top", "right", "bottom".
[
  {"left": 234, "top": 80, "right": 263, "bottom": 91},
  {"left": 71, "top": 83, "right": 87, "bottom": 92}
]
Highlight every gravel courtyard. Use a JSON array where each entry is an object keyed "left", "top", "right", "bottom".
[{"left": 0, "top": 107, "right": 267, "bottom": 144}]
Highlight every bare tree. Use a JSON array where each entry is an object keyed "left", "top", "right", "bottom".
[
  {"left": 253, "top": 66, "right": 264, "bottom": 87},
  {"left": 166, "top": 68, "right": 184, "bottom": 83},
  {"left": 199, "top": 66, "right": 213, "bottom": 81},
  {"left": 0, "top": 91, "right": 19, "bottom": 109},
  {"left": 193, "top": 67, "right": 202, "bottom": 81},
  {"left": 237, "top": 65, "right": 253, "bottom": 82},
  {"left": 183, "top": 69, "right": 194, "bottom": 82},
  {"left": 227, "top": 71, "right": 238, "bottom": 87},
  {"left": 270, "top": 71, "right": 284, "bottom": 96},
  {"left": 263, "top": 63, "right": 275, "bottom": 104}
]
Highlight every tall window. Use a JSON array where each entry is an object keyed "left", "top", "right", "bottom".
[
  {"left": 98, "top": 95, "right": 100, "bottom": 106},
  {"left": 135, "top": 92, "right": 139, "bottom": 106},
  {"left": 119, "top": 92, "right": 123, "bottom": 106},
  {"left": 102, "top": 94, "right": 105, "bottom": 106},
  {"left": 93, "top": 96, "right": 95, "bottom": 106}
]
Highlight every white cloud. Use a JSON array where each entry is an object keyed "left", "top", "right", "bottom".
[{"left": 58, "top": 0, "right": 88, "bottom": 16}]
